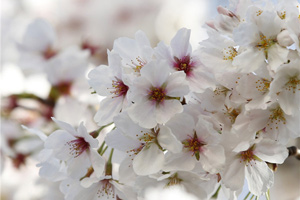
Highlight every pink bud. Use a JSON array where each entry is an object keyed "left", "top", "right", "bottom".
[{"left": 217, "top": 6, "right": 237, "bottom": 18}]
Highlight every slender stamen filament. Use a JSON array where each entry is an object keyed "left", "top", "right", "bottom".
[
  {"left": 166, "top": 173, "right": 182, "bottom": 187},
  {"left": 110, "top": 77, "right": 129, "bottom": 97},
  {"left": 223, "top": 46, "right": 238, "bottom": 61},
  {"left": 239, "top": 146, "right": 257, "bottom": 165},
  {"left": 97, "top": 179, "right": 115, "bottom": 198},
  {"left": 66, "top": 137, "right": 89, "bottom": 157},
  {"left": 284, "top": 76, "right": 300, "bottom": 94}
]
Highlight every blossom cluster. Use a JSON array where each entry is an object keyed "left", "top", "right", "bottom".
[{"left": 2, "top": 0, "right": 300, "bottom": 199}]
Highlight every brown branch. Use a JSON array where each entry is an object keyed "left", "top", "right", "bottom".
[{"left": 288, "top": 146, "right": 300, "bottom": 160}]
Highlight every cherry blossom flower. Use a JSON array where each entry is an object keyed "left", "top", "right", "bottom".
[
  {"left": 135, "top": 171, "right": 208, "bottom": 200},
  {"left": 127, "top": 59, "right": 189, "bottom": 128},
  {"left": 269, "top": 59, "right": 300, "bottom": 115},
  {"left": 43, "top": 118, "right": 105, "bottom": 179},
  {"left": 17, "top": 19, "right": 57, "bottom": 76},
  {"left": 105, "top": 112, "right": 182, "bottom": 176},
  {"left": 155, "top": 28, "right": 215, "bottom": 93},
  {"left": 45, "top": 46, "right": 89, "bottom": 86},
  {"left": 88, "top": 51, "right": 130, "bottom": 126},
  {"left": 247, "top": 102, "right": 299, "bottom": 144},
  {"left": 232, "top": 10, "right": 289, "bottom": 72},
  {"left": 164, "top": 112, "right": 225, "bottom": 174},
  {"left": 222, "top": 138, "right": 288, "bottom": 196},
  {"left": 112, "top": 30, "right": 154, "bottom": 75},
  {"left": 199, "top": 29, "right": 239, "bottom": 73}
]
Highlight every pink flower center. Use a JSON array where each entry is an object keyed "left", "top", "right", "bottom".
[
  {"left": 81, "top": 41, "right": 99, "bottom": 55},
  {"left": 182, "top": 131, "right": 205, "bottom": 160},
  {"left": 66, "top": 137, "right": 89, "bottom": 157},
  {"left": 239, "top": 146, "right": 256, "bottom": 164},
  {"left": 111, "top": 78, "right": 129, "bottom": 97},
  {"left": 148, "top": 87, "right": 166, "bottom": 103},
  {"left": 42, "top": 46, "right": 56, "bottom": 60},
  {"left": 54, "top": 81, "right": 73, "bottom": 95},
  {"left": 173, "top": 56, "right": 194, "bottom": 76}
]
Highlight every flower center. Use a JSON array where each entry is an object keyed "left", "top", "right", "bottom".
[
  {"left": 213, "top": 85, "right": 230, "bottom": 96},
  {"left": 224, "top": 105, "right": 241, "bottom": 124},
  {"left": 256, "top": 10, "right": 263, "bottom": 16},
  {"left": 81, "top": 41, "right": 99, "bottom": 55},
  {"left": 148, "top": 87, "right": 166, "bottom": 104},
  {"left": 129, "top": 56, "right": 146, "bottom": 73},
  {"left": 173, "top": 56, "right": 194, "bottom": 76},
  {"left": 267, "top": 106, "right": 286, "bottom": 130},
  {"left": 111, "top": 78, "right": 129, "bottom": 97},
  {"left": 43, "top": 46, "right": 56, "bottom": 60},
  {"left": 223, "top": 46, "right": 238, "bottom": 61},
  {"left": 255, "top": 78, "right": 271, "bottom": 93},
  {"left": 139, "top": 130, "right": 156, "bottom": 143},
  {"left": 52, "top": 81, "right": 72, "bottom": 96},
  {"left": 278, "top": 10, "right": 286, "bottom": 19},
  {"left": 127, "top": 144, "right": 145, "bottom": 156},
  {"left": 127, "top": 128, "right": 160, "bottom": 157},
  {"left": 239, "top": 146, "right": 256, "bottom": 164},
  {"left": 166, "top": 173, "right": 182, "bottom": 187},
  {"left": 97, "top": 179, "right": 115, "bottom": 198},
  {"left": 182, "top": 131, "right": 205, "bottom": 160},
  {"left": 66, "top": 137, "right": 89, "bottom": 157},
  {"left": 284, "top": 76, "right": 300, "bottom": 94},
  {"left": 256, "top": 33, "right": 276, "bottom": 58}
]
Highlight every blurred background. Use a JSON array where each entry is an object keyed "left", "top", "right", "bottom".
[{"left": 1, "top": 0, "right": 299, "bottom": 199}]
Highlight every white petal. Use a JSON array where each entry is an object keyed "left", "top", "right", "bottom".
[
  {"left": 88, "top": 65, "right": 113, "bottom": 96},
  {"left": 88, "top": 149, "right": 105, "bottom": 178},
  {"left": 118, "top": 157, "right": 136, "bottom": 184},
  {"left": 157, "top": 125, "right": 182, "bottom": 153},
  {"left": 254, "top": 139, "right": 288, "bottom": 164},
  {"left": 51, "top": 117, "right": 77, "bottom": 136},
  {"left": 133, "top": 144, "right": 164, "bottom": 175},
  {"left": 140, "top": 60, "right": 171, "bottom": 87},
  {"left": 105, "top": 129, "right": 141, "bottom": 151},
  {"left": 21, "top": 125, "right": 47, "bottom": 141},
  {"left": 44, "top": 130, "right": 76, "bottom": 160},
  {"left": 222, "top": 158, "right": 245, "bottom": 191},
  {"left": 155, "top": 100, "right": 183, "bottom": 125},
  {"left": 22, "top": 19, "right": 55, "bottom": 51},
  {"left": 245, "top": 161, "right": 274, "bottom": 196},
  {"left": 268, "top": 44, "right": 289, "bottom": 72},
  {"left": 67, "top": 152, "right": 91, "bottom": 178},
  {"left": 154, "top": 41, "right": 173, "bottom": 63},
  {"left": 128, "top": 100, "right": 157, "bottom": 129},
  {"left": 170, "top": 28, "right": 192, "bottom": 59},
  {"left": 166, "top": 113, "right": 195, "bottom": 142},
  {"left": 113, "top": 112, "right": 149, "bottom": 139},
  {"left": 200, "top": 144, "right": 225, "bottom": 174},
  {"left": 165, "top": 71, "right": 189, "bottom": 97},
  {"left": 232, "top": 47, "right": 265, "bottom": 72},
  {"left": 94, "top": 96, "right": 123, "bottom": 126},
  {"left": 163, "top": 152, "right": 196, "bottom": 171}
]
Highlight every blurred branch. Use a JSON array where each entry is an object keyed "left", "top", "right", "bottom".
[
  {"left": 288, "top": 146, "right": 300, "bottom": 160},
  {"left": 12, "top": 93, "right": 55, "bottom": 107}
]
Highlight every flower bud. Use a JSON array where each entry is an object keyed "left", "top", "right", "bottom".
[
  {"left": 217, "top": 6, "right": 237, "bottom": 18},
  {"left": 277, "top": 30, "right": 294, "bottom": 47}
]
